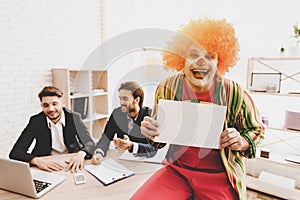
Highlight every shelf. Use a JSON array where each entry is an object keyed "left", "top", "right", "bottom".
[
  {"left": 91, "top": 113, "right": 108, "bottom": 120},
  {"left": 247, "top": 57, "right": 300, "bottom": 95},
  {"left": 52, "top": 68, "right": 108, "bottom": 138},
  {"left": 82, "top": 118, "right": 91, "bottom": 123},
  {"left": 267, "top": 126, "right": 300, "bottom": 134},
  {"left": 91, "top": 91, "right": 108, "bottom": 97},
  {"left": 257, "top": 153, "right": 300, "bottom": 167},
  {"left": 70, "top": 93, "right": 90, "bottom": 99},
  {"left": 246, "top": 156, "right": 300, "bottom": 199},
  {"left": 250, "top": 57, "right": 300, "bottom": 61},
  {"left": 246, "top": 57, "right": 300, "bottom": 199},
  {"left": 249, "top": 91, "right": 300, "bottom": 97},
  {"left": 246, "top": 175, "right": 300, "bottom": 199}
]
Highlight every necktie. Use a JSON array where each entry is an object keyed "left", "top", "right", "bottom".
[{"left": 128, "top": 117, "right": 134, "bottom": 135}]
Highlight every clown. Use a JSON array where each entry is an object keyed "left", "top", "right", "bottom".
[{"left": 132, "top": 18, "right": 265, "bottom": 200}]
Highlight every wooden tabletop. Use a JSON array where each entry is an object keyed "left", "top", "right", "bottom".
[
  {"left": 0, "top": 148, "right": 162, "bottom": 200},
  {"left": 0, "top": 148, "right": 292, "bottom": 200}
]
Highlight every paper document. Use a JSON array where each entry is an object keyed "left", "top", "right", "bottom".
[
  {"left": 84, "top": 158, "right": 134, "bottom": 186},
  {"left": 156, "top": 99, "right": 227, "bottom": 149},
  {"left": 119, "top": 144, "right": 170, "bottom": 164}
]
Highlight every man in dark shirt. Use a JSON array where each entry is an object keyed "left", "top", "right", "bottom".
[{"left": 91, "top": 81, "right": 157, "bottom": 164}]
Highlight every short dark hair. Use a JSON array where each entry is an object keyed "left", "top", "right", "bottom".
[
  {"left": 38, "top": 86, "right": 63, "bottom": 102},
  {"left": 118, "top": 81, "right": 144, "bottom": 107}
]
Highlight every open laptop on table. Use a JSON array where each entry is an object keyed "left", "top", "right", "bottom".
[{"left": 0, "top": 157, "right": 66, "bottom": 198}]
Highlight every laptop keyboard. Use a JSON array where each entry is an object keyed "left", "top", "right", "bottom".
[{"left": 33, "top": 179, "right": 52, "bottom": 193}]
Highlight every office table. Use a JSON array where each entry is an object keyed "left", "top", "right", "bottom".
[
  {"left": 0, "top": 149, "right": 162, "bottom": 200},
  {"left": 0, "top": 148, "right": 286, "bottom": 200}
]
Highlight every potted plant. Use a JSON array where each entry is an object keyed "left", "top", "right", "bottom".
[
  {"left": 292, "top": 23, "right": 300, "bottom": 46},
  {"left": 280, "top": 23, "right": 300, "bottom": 53},
  {"left": 285, "top": 23, "right": 300, "bottom": 56}
]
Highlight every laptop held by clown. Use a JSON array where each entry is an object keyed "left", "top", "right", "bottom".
[{"left": 0, "top": 157, "right": 65, "bottom": 198}]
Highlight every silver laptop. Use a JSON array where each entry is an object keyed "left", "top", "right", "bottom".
[{"left": 0, "top": 157, "right": 66, "bottom": 198}]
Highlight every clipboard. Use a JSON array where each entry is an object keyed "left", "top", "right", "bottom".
[{"left": 84, "top": 158, "right": 134, "bottom": 186}]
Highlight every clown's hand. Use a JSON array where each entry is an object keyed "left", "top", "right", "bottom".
[
  {"left": 219, "top": 128, "right": 249, "bottom": 151},
  {"left": 141, "top": 116, "right": 160, "bottom": 141}
]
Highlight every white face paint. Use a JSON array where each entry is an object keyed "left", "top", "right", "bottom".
[{"left": 183, "top": 43, "right": 218, "bottom": 92}]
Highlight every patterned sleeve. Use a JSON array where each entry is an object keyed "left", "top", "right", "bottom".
[
  {"left": 151, "top": 82, "right": 164, "bottom": 119},
  {"left": 235, "top": 90, "right": 265, "bottom": 158},
  {"left": 152, "top": 73, "right": 181, "bottom": 119},
  {"left": 146, "top": 83, "right": 167, "bottom": 149}
]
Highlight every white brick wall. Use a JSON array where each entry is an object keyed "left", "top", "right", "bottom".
[{"left": 0, "top": 0, "right": 102, "bottom": 157}]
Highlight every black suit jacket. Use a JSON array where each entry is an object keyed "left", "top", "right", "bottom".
[
  {"left": 95, "top": 106, "right": 157, "bottom": 157},
  {"left": 9, "top": 108, "right": 95, "bottom": 163}
]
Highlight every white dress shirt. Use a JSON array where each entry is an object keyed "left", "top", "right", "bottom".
[{"left": 47, "top": 111, "right": 67, "bottom": 153}]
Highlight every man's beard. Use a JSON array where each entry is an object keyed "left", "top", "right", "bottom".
[
  {"left": 128, "top": 107, "right": 135, "bottom": 113},
  {"left": 121, "top": 105, "right": 136, "bottom": 113}
]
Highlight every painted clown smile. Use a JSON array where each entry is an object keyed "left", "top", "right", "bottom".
[{"left": 191, "top": 68, "right": 210, "bottom": 79}]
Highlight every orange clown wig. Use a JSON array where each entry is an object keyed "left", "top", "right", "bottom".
[{"left": 162, "top": 18, "right": 240, "bottom": 76}]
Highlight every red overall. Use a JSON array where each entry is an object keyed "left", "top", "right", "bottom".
[{"left": 131, "top": 79, "right": 238, "bottom": 200}]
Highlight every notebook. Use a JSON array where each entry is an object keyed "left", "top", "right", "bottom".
[
  {"left": 84, "top": 158, "right": 134, "bottom": 186},
  {"left": 118, "top": 144, "right": 169, "bottom": 164},
  {"left": 0, "top": 157, "right": 66, "bottom": 198},
  {"left": 72, "top": 97, "right": 89, "bottom": 119}
]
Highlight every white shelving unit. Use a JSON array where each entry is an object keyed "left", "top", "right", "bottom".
[
  {"left": 245, "top": 57, "right": 300, "bottom": 199},
  {"left": 52, "top": 68, "right": 108, "bottom": 139}
]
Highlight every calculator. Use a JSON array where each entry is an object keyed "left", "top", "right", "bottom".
[{"left": 74, "top": 173, "right": 86, "bottom": 185}]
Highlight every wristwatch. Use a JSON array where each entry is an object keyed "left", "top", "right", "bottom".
[{"left": 94, "top": 148, "right": 104, "bottom": 157}]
